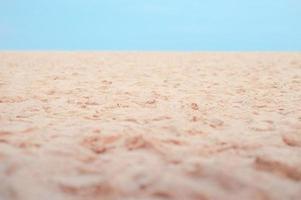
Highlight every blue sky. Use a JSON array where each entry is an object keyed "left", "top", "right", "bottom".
[{"left": 0, "top": 0, "right": 300, "bottom": 50}]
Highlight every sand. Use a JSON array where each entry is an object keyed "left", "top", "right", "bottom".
[{"left": 0, "top": 52, "right": 301, "bottom": 200}]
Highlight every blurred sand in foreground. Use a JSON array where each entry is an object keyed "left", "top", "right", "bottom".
[{"left": 0, "top": 52, "right": 301, "bottom": 200}]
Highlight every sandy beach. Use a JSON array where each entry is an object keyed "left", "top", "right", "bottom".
[{"left": 0, "top": 52, "right": 301, "bottom": 200}]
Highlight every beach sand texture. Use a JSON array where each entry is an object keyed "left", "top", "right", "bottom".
[{"left": 0, "top": 52, "right": 301, "bottom": 200}]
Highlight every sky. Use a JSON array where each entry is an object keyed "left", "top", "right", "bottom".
[{"left": 0, "top": 0, "right": 301, "bottom": 51}]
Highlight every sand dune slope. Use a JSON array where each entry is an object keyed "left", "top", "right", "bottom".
[{"left": 0, "top": 52, "right": 301, "bottom": 200}]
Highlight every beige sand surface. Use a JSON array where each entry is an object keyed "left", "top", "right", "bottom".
[{"left": 0, "top": 52, "right": 301, "bottom": 200}]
